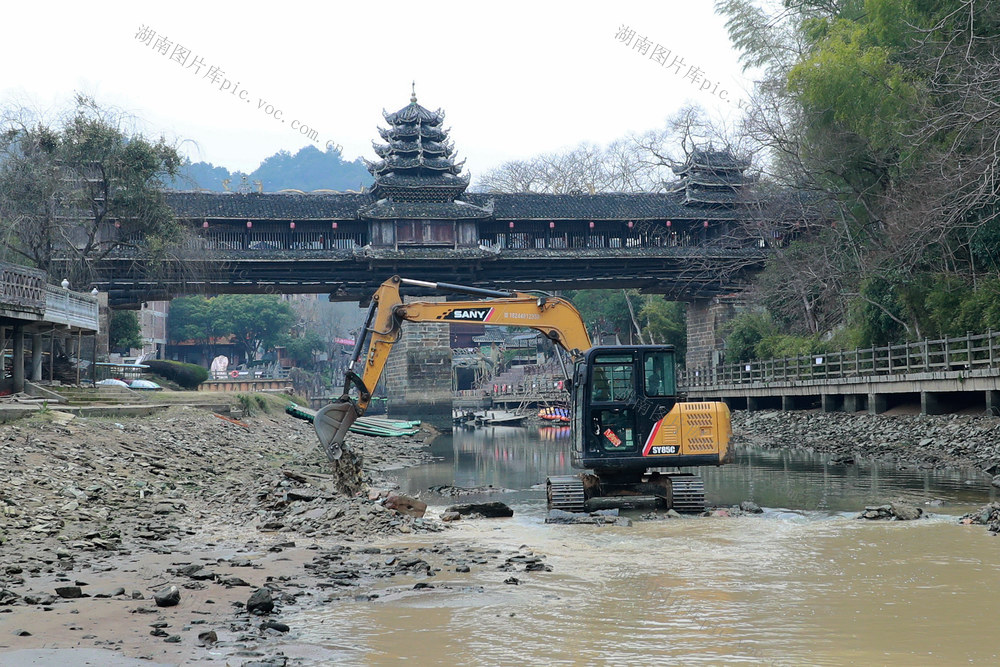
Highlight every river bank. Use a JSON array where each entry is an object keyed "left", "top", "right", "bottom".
[
  {"left": 732, "top": 409, "right": 1000, "bottom": 476},
  {"left": 0, "top": 404, "right": 541, "bottom": 665},
  {"left": 3, "top": 403, "right": 999, "bottom": 664}
]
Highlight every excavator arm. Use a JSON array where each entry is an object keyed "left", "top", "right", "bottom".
[{"left": 315, "top": 275, "right": 591, "bottom": 461}]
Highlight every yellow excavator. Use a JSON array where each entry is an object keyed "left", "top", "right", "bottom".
[{"left": 315, "top": 275, "right": 732, "bottom": 512}]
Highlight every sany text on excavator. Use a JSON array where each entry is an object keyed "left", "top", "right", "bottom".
[{"left": 315, "top": 276, "right": 732, "bottom": 513}]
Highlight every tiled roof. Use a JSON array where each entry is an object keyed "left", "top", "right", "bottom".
[
  {"left": 164, "top": 190, "right": 760, "bottom": 222},
  {"left": 163, "top": 191, "right": 370, "bottom": 220}
]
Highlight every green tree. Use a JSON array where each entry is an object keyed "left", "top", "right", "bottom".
[
  {"left": 0, "top": 94, "right": 182, "bottom": 285},
  {"left": 109, "top": 310, "right": 142, "bottom": 352},
  {"left": 167, "top": 296, "right": 218, "bottom": 344},
  {"left": 639, "top": 297, "right": 687, "bottom": 364},
  {"left": 211, "top": 295, "right": 297, "bottom": 363},
  {"left": 281, "top": 330, "right": 326, "bottom": 368}
]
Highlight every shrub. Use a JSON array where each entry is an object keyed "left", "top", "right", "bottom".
[{"left": 144, "top": 360, "right": 209, "bottom": 390}]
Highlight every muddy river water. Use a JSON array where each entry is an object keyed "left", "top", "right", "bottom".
[{"left": 293, "top": 425, "right": 1000, "bottom": 665}]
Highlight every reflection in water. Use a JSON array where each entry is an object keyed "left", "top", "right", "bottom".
[
  {"left": 299, "top": 423, "right": 1000, "bottom": 666},
  {"left": 399, "top": 424, "right": 995, "bottom": 515}
]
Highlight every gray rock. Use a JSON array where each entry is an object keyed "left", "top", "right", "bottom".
[
  {"left": 260, "top": 620, "right": 289, "bottom": 633},
  {"left": 247, "top": 587, "right": 274, "bottom": 615},
  {"left": 545, "top": 509, "right": 631, "bottom": 525},
  {"left": 889, "top": 503, "right": 923, "bottom": 521},
  {"left": 992, "top": 475, "right": 1000, "bottom": 490},
  {"left": 739, "top": 500, "right": 763, "bottom": 514},
  {"left": 54, "top": 586, "right": 84, "bottom": 599},
  {"left": 153, "top": 585, "right": 180, "bottom": 607},
  {"left": 444, "top": 502, "right": 513, "bottom": 518},
  {"left": 197, "top": 630, "right": 218, "bottom": 645}
]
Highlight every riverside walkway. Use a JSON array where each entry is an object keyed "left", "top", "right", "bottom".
[{"left": 680, "top": 331, "right": 1000, "bottom": 416}]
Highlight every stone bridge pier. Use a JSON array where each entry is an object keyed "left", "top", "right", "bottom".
[
  {"left": 383, "top": 297, "right": 453, "bottom": 429},
  {"left": 685, "top": 297, "right": 739, "bottom": 370}
]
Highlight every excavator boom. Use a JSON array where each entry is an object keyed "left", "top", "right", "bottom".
[{"left": 315, "top": 275, "right": 591, "bottom": 460}]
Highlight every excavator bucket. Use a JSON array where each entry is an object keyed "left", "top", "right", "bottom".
[{"left": 314, "top": 399, "right": 359, "bottom": 462}]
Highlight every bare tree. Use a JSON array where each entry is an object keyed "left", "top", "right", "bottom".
[{"left": 0, "top": 94, "right": 184, "bottom": 286}]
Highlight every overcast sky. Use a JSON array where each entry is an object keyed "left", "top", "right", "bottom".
[{"left": 2, "top": 1, "right": 754, "bottom": 178}]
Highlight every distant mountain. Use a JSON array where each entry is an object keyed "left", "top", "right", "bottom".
[{"left": 166, "top": 145, "right": 372, "bottom": 193}]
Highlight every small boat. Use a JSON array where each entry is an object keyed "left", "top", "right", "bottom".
[
  {"left": 474, "top": 410, "right": 526, "bottom": 426},
  {"left": 538, "top": 406, "right": 571, "bottom": 423}
]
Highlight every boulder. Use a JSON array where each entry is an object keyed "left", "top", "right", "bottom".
[
  {"left": 247, "top": 587, "right": 274, "bottom": 615},
  {"left": 856, "top": 503, "right": 923, "bottom": 521},
  {"left": 384, "top": 494, "right": 427, "bottom": 518},
  {"left": 545, "top": 509, "right": 630, "bottom": 526},
  {"left": 153, "top": 585, "right": 180, "bottom": 607},
  {"left": 260, "top": 620, "right": 289, "bottom": 633},
  {"left": 54, "top": 586, "right": 85, "bottom": 599},
  {"left": 889, "top": 502, "right": 923, "bottom": 521},
  {"left": 444, "top": 502, "right": 513, "bottom": 518}
]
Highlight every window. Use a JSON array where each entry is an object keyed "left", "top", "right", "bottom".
[
  {"left": 591, "top": 363, "right": 633, "bottom": 402},
  {"left": 592, "top": 407, "right": 636, "bottom": 452},
  {"left": 644, "top": 352, "right": 676, "bottom": 397}
]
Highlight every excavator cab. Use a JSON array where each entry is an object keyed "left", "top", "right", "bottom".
[{"left": 571, "top": 346, "right": 677, "bottom": 469}]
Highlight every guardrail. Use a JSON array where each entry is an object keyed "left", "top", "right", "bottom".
[
  {"left": 44, "top": 285, "right": 100, "bottom": 330},
  {"left": 0, "top": 261, "right": 46, "bottom": 314},
  {"left": 680, "top": 330, "right": 1000, "bottom": 388}
]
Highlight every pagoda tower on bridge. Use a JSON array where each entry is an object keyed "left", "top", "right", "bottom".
[{"left": 361, "top": 85, "right": 490, "bottom": 246}]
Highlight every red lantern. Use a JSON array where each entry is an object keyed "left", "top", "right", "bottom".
[
  {"left": 290, "top": 221, "right": 296, "bottom": 230},
  {"left": 509, "top": 222, "right": 515, "bottom": 229},
  {"left": 549, "top": 222, "right": 555, "bottom": 229},
  {"left": 703, "top": 220, "right": 709, "bottom": 228},
  {"left": 627, "top": 221, "right": 634, "bottom": 229},
  {"left": 589, "top": 221, "right": 595, "bottom": 229},
  {"left": 202, "top": 221, "right": 209, "bottom": 229},
  {"left": 666, "top": 220, "right": 672, "bottom": 227},
  {"left": 114, "top": 220, "right": 121, "bottom": 228},
  {"left": 246, "top": 221, "right": 252, "bottom": 229},
  {"left": 332, "top": 222, "right": 338, "bottom": 229}
]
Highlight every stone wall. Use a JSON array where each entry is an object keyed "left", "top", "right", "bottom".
[
  {"left": 686, "top": 298, "right": 738, "bottom": 369},
  {"left": 384, "top": 297, "right": 453, "bottom": 428}
]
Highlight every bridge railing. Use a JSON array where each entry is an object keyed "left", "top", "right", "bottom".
[
  {"left": 477, "top": 220, "right": 762, "bottom": 251},
  {"left": 44, "top": 285, "right": 100, "bottom": 330},
  {"left": 679, "top": 330, "right": 1000, "bottom": 388},
  {"left": 123, "top": 224, "right": 370, "bottom": 252},
  {"left": 0, "top": 261, "right": 46, "bottom": 315}
]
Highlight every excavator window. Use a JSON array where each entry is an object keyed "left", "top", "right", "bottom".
[
  {"left": 591, "top": 357, "right": 634, "bottom": 402},
  {"left": 593, "top": 407, "right": 636, "bottom": 452},
  {"left": 643, "top": 351, "right": 676, "bottom": 397}
]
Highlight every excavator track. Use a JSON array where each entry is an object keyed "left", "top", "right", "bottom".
[
  {"left": 669, "top": 475, "right": 706, "bottom": 513},
  {"left": 547, "top": 475, "right": 586, "bottom": 513}
]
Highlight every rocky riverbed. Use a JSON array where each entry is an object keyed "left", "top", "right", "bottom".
[
  {"left": 0, "top": 405, "right": 557, "bottom": 665},
  {"left": 732, "top": 409, "right": 1000, "bottom": 476}
]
